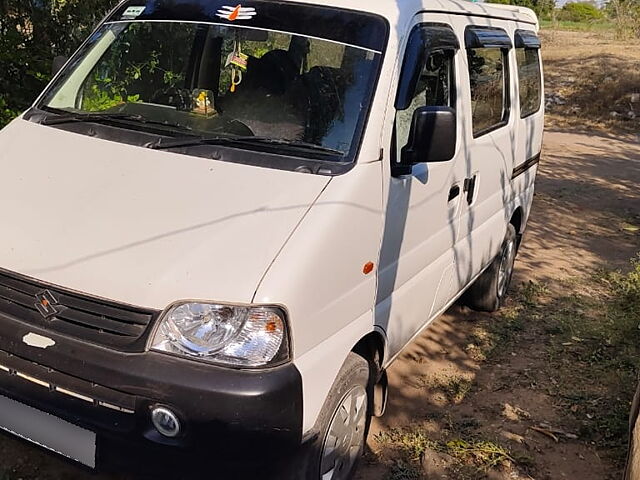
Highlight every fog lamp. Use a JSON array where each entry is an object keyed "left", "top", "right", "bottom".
[{"left": 151, "top": 406, "right": 181, "bottom": 438}]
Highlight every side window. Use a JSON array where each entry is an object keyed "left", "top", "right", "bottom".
[
  {"left": 514, "top": 30, "right": 542, "bottom": 118},
  {"left": 394, "top": 24, "right": 459, "bottom": 161},
  {"left": 396, "top": 50, "right": 456, "bottom": 155},
  {"left": 467, "top": 48, "right": 508, "bottom": 136},
  {"left": 465, "top": 27, "right": 512, "bottom": 137}
]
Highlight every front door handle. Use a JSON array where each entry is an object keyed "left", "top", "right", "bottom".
[{"left": 464, "top": 175, "right": 477, "bottom": 205}]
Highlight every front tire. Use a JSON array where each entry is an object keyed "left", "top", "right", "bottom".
[
  {"left": 463, "top": 224, "right": 518, "bottom": 312},
  {"left": 292, "top": 353, "right": 371, "bottom": 480}
]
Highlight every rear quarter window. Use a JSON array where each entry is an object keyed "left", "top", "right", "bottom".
[{"left": 516, "top": 48, "right": 542, "bottom": 118}]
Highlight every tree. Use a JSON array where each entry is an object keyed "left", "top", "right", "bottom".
[
  {"left": 0, "top": 0, "right": 116, "bottom": 127},
  {"left": 559, "top": 2, "right": 605, "bottom": 21},
  {"left": 605, "top": 0, "right": 640, "bottom": 38},
  {"left": 485, "top": 0, "right": 556, "bottom": 18}
]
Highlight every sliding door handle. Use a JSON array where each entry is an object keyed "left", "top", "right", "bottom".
[
  {"left": 448, "top": 185, "right": 461, "bottom": 202},
  {"left": 464, "top": 175, "right": 477, "bottom": 205}
]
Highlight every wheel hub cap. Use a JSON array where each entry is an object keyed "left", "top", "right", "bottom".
[
  {"left": 498, "top": 238, "right": 516, "bottom": 298},
  {"left": 320, "top": 385, "right": 367, "bottom": 480}
]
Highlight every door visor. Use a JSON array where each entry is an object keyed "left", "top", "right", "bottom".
[
  {"left": 465, "top": 26, "right": 513, "bottom": 49},
  {"left": 514, "top": 29, "right": 541, "bottom": 49}
]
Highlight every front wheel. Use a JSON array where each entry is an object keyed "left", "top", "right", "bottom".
[
  {"left": 463, "top": 224, "right": 518, "bottom": 312},
  {"left": 290, "top": 353, "right": 371, "bottom": 480}
]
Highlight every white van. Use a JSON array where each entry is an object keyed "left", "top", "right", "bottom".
[{"left": 0, "top": 0, "right": 543, "bottom": 478}]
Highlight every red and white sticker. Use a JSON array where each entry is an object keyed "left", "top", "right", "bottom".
[{"left": 216, "top": 5, "right": 257, "bottom": 21}]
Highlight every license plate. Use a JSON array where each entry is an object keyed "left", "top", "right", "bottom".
[{"left": 0, "top": 394, "right": 96, "bottom": 468}]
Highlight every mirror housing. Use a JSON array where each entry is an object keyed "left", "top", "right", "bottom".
[
  {"left": 393, "top": 106, "right": 457, "bottom": 177},
  {"left": 51, "top": 56, "right": 69, "bottom": 76}
]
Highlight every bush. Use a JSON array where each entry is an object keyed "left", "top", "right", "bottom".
[
  {"left": 486, "top": 0, "right": 555, "bottom": 18},
  {"left": 559, "top": 2, "right": 605, "bottom": 22},
  {"left": 606, "top": 0, "right": 640, "bottom": 39}
]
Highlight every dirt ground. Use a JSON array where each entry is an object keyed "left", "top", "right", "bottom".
[
  {"left": 0, "top": 30, "right": 639, "bottom": 480},
  {"left": 355, "top": 128, "right": 640, "bottom": 480}
]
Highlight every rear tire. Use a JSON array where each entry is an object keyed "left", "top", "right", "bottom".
[
  {"left": 289, "top": 353, "right": 371, "bottom": 480},
  {"left": 463, "top": 224, "right": 518, "bottom": 312}
]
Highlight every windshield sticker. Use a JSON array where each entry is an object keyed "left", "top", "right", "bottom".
[
  {"left": 216, "top": 5, "right": 257, "bottom": 22},
  {"left": 122, "top": 6, "right": 146, "bottom": 19}
]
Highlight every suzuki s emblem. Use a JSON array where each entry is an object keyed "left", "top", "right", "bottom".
[
  {"left": 34, "top": 290, "right": 61, "bottom": 319},
  {"left": 216, "top": 4, "right": 257, "bottom": 21}
]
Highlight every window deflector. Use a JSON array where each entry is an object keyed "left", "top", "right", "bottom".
[
  {"left": 514, "top": 30, "right": 541, "bottom": 49},
  {"left": 465, "top": 27, "right": 512, "bottom": 49},
  {"left": 395, "top": 24, "right": 460, "bottom": 111}
]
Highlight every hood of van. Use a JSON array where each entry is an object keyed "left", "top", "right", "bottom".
[{"left": 0, "top": 120, "right": 330, "bottom": 309}]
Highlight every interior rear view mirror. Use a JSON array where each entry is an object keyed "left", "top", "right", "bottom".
[{"left": 241, "top": 29, "right": 269, "bottom": 42}]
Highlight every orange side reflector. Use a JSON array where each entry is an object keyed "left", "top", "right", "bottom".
[{"left": 363, "top": 262, "right": 375, "bottom": 275}]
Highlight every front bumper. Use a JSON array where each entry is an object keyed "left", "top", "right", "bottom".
[{"left": 0, "top": 312, "right": 303, "bottom": 477}]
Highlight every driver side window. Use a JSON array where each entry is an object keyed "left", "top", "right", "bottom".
[{"left": 395, "top": 49, "right": 456, "bottom": 160}]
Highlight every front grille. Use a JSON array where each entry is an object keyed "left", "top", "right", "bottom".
[
  {"left": 0, "top": 268, "right": 160, "bottom": 349},
  {"left": 0, "top": 349, "right": 136, "bottom": 414}
]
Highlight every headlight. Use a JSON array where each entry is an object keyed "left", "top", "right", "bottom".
[{"left": 150, "top": 303, "right": 289, "bottom": 368}]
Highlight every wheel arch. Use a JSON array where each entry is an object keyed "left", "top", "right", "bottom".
[
  {"left": 351, "top": 328, "right": 388, "bottom": 417},
  {"left": 509, "top": 206, "right": 524, "bottom": 235},
  {"left": 351, "top": 329, "right": 387, "bottom": 373}
]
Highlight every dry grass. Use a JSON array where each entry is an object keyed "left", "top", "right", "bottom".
[{"left": 541, "top": 30, "right": 640, "bottom": 133}]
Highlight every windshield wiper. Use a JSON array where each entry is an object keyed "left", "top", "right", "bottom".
[
  {"left": 41, "top": 112, "right": 142, "bottom": 126},
  {"left": 149, "top": 136, "right": 345, "bottom": 157},
  {"left": 40, "top": 112, "right": 194, "bottom": 133}
]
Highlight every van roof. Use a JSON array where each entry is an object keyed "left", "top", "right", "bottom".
[{"left": 282, "top": 0, "right": 539, "bottom": 29}]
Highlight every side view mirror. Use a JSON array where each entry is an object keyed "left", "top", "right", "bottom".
[
  {"left": 52, "top": 56, "right": 69, "bottom": 76},
  {"left": 393, "top": 106, "right": 457, "bottom": 177}
]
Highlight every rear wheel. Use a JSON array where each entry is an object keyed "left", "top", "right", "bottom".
[
  {"left": 463, "top": 224, "right": 518, "bottom": 312},
  {"left": 291, "top": 353, "right": 371, "bottom": 480}
]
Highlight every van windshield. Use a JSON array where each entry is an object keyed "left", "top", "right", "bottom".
[{"left": 37, "top": 1, "right": 387, "bottom": 163}]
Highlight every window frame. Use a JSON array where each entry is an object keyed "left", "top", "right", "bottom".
[
  {"left": 465, "top": 26, "right": 512, "bottom": 139},
  {"left": 393, "top": 23, "right": 460, "bottom": 163}
]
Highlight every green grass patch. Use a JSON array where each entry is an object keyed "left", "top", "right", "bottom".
[
  {"left": 445, "top": 439, "right": 514, "bottom": 471},
  {"left": 540, "top": 19, "right": 616, "bottom": 32},
  {"left": 376, "top": 428, "right": 437, "bottom": 461},
  {"left": 376, "top": 428, "right": 519, "bottom": 476},
  {"left": 385, "top": 460, "right": 422, "bottom": 480},
  {"left": 441, "top": 376, "right": 473, "bottom": 404},
  {"left": 543, "top": 256, "right": 640, "bottom": 461}
]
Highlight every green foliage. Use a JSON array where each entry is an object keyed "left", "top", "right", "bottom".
[
  {"left": 377, "top": 427, "right": 518, "bottom": 476},
  {"left": 0, "top": 0, "right": 117, "bottom": 128},
  {"left": 559, "top": 2, "right": 605, "bottom": 22},
  {"left": 606, "top": 0, "right": 640, "bottom": 38},
  {"left": 486, "top": 0, "right": 555, "bottom": 18},
  {"left": 385, "top": 461, "right": 421, "bottom": 480},
  {"left": 607, "top": 255, "right": 640, "bottom": 316},
  {"left": 445, "top": 439, "right": 514, "bottom": 471},
  {"left": 82, "top": 83, "right": 140, "bottom": 112}
]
